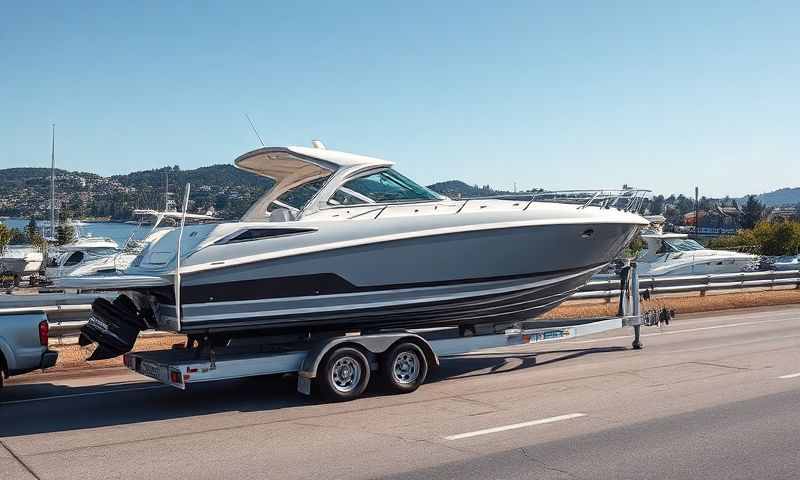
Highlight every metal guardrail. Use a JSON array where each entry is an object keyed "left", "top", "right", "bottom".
[
  {"left": 575, "top": 269, "right": 800, "bottom": 300},
  {"left": 1, "top": 269, "right": 798, "bottom": 339}
]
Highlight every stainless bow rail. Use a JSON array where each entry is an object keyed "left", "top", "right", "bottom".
[
  {"left": 345, "top": 188, "right": 651, "bottom": 219},
  {"left": 454, "top": 188, "right": 651, "bottom": 215}
]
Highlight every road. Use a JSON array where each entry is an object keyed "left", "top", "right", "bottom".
[{"left": 1, "top": 305, "right": 799, "bottom": 479}]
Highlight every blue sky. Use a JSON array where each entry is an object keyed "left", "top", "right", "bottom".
[{"left": 2, "top": 1, "right": 798, "bottom": 197}]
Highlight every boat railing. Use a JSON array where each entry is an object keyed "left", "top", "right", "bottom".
[
  {"left": 426, "top": 189, "right": 650, "bottom": 217},
  {"left": 340, "top": 188, "right": 650, "bottom": 220}
]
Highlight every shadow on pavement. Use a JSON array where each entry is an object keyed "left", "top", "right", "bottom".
[{"left": 0, "top": 345, "right": 626, "bottom": 437}]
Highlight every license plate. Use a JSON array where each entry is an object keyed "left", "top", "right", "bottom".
[{"left": 139, "top": 360, "right": 168, "bottom": 383}]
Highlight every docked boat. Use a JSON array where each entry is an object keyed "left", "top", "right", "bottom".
[
  {"left": 53, "top": 211, "right": 219, "bottom": 279},
  {"left": 60, "top": 143, "right": 649, "bottom": 359},
  {"left": 0, "top": 246, "right": 44, "bottom": 282},
  {"left": 637, "top": 230, "right": 759, "bottom": 276},
  {"left": 46, "top": 236, "right": 121, "bottom": 279}
]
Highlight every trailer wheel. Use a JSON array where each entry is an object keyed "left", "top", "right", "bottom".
[
  {"left": 0, "top": 354, "right": 5, "bottom": 391},
  {"left": 381, "top": 342, "right": 428, "bottom": 394},
  {"left": 319, "top": 347, "right": 370, "bottom": 401}
]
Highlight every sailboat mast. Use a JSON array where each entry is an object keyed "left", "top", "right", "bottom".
[
  {"left": 164, "top": 171, "right": 169, "bottom": 211},
  {"left": 50, "top": 124, "right": 55, "bottom": 238}
]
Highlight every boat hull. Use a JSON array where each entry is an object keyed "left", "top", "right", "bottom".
[{"left": 157, "top": 221, "right": 638, "bottom": 333}]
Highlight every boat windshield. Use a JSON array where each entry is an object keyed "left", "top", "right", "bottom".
[
  {"left": 270, "top": 176, "right": 331, "bottom": 211},
  {"left": 328, "top": 169, "right": 442, "bottom": 205},
  {"left": 662, "top": 238, "right": 705, "bottom": 252}
]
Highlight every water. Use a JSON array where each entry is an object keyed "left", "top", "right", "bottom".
[{"left": 1, "top": 218, "right": 141, "bottom": 246}]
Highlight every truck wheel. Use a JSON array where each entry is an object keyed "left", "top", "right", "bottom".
[
  {"left": 381, "top": 342, "right": 428, "bottom": 394},
  {"left": 319, "top": 347, "right": 370, "bottom": 402}
]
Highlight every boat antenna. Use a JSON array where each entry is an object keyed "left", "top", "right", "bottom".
[
  {"left": 50, "top": 123, "right": 55, "bottom": 239},
  {"left": 245, "top": 113, "right": 265, "bottom": 147}
]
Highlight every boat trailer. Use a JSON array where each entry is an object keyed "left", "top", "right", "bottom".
[{"left": 122, "top": 261, "right": 651, "bottom": 401}]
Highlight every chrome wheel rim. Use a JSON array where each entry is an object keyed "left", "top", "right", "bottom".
[
  {"left": 331, "top": 355, "right": 362, "bottom": 393},
  {"left": 392, "top": 350, "right": 420, "bottom": 384}
]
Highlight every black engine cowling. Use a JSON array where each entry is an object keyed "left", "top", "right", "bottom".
[{"left": 80, "top": 295, "right": 148, "bottom": 360}]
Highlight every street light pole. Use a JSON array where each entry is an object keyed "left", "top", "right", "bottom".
[{"left": 694, "top": 186, "right": 699, "bottom": 238}]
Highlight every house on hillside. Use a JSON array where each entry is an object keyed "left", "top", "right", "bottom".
[
  {"left": 768, "top": 206, "right": 799, "bottom": 222},
  {"left": 683, "top": 202, "right": 743, "bottom": 235}
]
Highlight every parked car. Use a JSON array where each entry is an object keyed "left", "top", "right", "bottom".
[{"left": 0, "top": 311, "right": 58, "bottom": 390}]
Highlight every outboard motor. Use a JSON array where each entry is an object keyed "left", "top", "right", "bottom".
[{"left": 80, "top": 295, "right": 148, "bottom": 360}]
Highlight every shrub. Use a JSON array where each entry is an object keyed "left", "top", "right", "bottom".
[{"left": 708, "top": 221, "right": 800, "bottom": 256}]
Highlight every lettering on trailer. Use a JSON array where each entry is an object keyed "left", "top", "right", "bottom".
[{"left": 529, "top": 328, "right": 572, "bottom": 342}]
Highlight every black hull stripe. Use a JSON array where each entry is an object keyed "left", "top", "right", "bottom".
[
  {"left": 178, "top": 270, "right": 596, "bottom": 333},
  {"left": 176, "top": 262, "right": 608, "bottom": 304}
]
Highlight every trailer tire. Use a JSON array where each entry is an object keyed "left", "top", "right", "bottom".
[
  {"left": 380, "top": 342, "right": 428, "bottom": 394},
  {"left": 0, "top": 353, "right": 6, "bottom": 391},
  {"left": 318, "top": 347, "right": 370, "bottom": 402}
]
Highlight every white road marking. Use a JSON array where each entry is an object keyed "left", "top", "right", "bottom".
[
  {"left": 564, "top": 316, "right": 800, "bottom": 345},
  {"left": 0, "top": 384, "right": 168, "bottom": 406},
  {"left": 778, "top": 372, "right": 800, "bottom": 379},
  {"left": 444, "top": 413, "right": 587, "bottom": 440}
]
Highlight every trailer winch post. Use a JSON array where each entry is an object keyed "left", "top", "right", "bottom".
[
  {"left": 174, "top": 183, "right": 191, "bottom": 332},
  {"left": 630, "top": 261, "right": 643, "bottom": 349}
]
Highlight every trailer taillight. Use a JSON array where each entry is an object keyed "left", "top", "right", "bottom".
[
  {"left": 38, "top": 320, "right": 49, "bottom": 346},
  {"left": 123, "top": 354, "right": 134, "bottom": 369},
  {"left": 170, "top": 370, "right": 183, "bottom": 385}
]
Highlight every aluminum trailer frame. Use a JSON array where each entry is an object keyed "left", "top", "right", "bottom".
[
  {"left": 122, "top": 262, "right": 646, "bottom": 400},
  {"left": 123, "top": 315, "right": 642, "bottom": 394}
]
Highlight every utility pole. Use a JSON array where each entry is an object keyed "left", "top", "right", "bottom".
[{"left": 694, "top": 186, "right": 699, "bottom": 238}]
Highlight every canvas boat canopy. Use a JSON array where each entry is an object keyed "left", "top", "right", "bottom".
[{"left": 235, "top": 146, "right": 393, "bottom": 221}]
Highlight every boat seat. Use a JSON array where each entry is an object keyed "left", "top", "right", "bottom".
[{"left": 269, "top": 208, "right": 297, "bottom": 222}]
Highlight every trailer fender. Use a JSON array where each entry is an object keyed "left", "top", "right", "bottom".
[{"left": 298, "top": 333, "right": 438, "bottom": 379}]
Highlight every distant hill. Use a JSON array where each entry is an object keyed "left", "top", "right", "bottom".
[
  {"left": 756, "top": 188, "right": 800, "bottom": 207},
  {"left": 2, "top": 164, "right": 795, "bottom": 219},
  {"left": 427, "top": 180, "right": 511, "bottom": 198},
  {"left": 0, "top": 165, "right": 273, "bottom": 220}
]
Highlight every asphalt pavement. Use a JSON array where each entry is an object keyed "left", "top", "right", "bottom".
[{"left": 1, "top": 304, "right": 799, "bottom": 479}]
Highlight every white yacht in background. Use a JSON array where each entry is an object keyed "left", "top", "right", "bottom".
[
  {"left": 0, "top": 246, "right": 44, "bottom": 281},
  {"left": 46, "top": 235, "right": 121, "bottom": 279},
  {"left": 636, "top": 217, "right": 758, "bottom": 276},
  {"left": 60, "top": 142, "right": 650, "bottom": 360},
  {"left": 61, "top": 210, "right": 218, "bottom": 278}
]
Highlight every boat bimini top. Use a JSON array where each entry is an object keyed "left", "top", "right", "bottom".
[{"left": 236, "top": 143, "right": 446, "bottom": 222}]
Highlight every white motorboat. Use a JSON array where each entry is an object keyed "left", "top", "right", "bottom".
[
  {"left": 637, "top": 233, "right": 759, "bottom": 276},
  {"left": 62, "top": 211, "right": 218, "bottom": 279},
  {"left": 60, "top": 143, "right": 649, "bottom": 360},
  {"left": 46, "top": 236, "right": 121, "bottom": 279},
  {"left": 0, "top": 246, "right": 44, "bottom": 278}
]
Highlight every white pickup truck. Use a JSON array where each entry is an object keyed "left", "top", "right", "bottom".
[{"left": 0, "top": 312, "right": 58, "bottom": 390}]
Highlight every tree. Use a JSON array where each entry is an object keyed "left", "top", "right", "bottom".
[
  {"left": 56, "top": 211, "right": 76, "bottom": 246},
  {"left": 674, "top": 195, "right": 694, "bottom": 216},
  {"left": 709, "top": 221, "right": 800, "bottom": 256},
  {"left": 0, "top": 224, "right": 11, "bottom": 255},
  {"left": 741, "top": 195, "right": 765, "bottom": 229},
  {"left": 648, "top": 195, "right": 665, "bottom": 215},
  {"left": 26, "top": 216, "right": 38, "bottom": 241}
]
